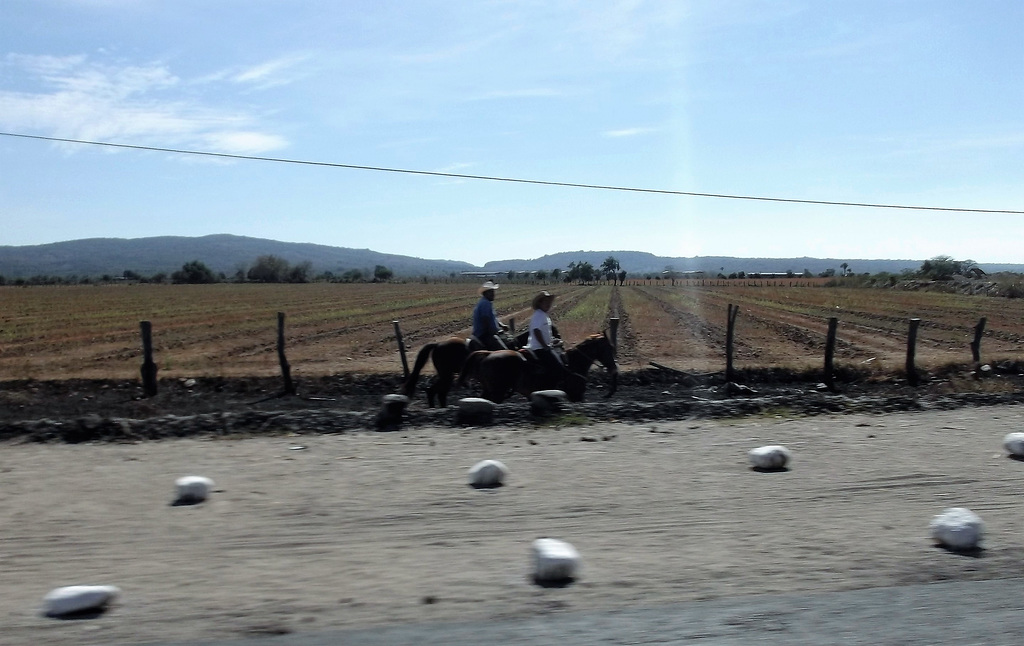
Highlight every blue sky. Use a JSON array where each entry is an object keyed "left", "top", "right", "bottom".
[{"left": 1, "top": 0, "right": 1022, "bottom": 266}]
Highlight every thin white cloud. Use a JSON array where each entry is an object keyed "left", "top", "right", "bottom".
[
  {"left": 232, "top": 54, "right": 311, "bottom": 90},
  {"left": 0, "top": 53, "right": 288, "bottom": 155},
  {"left": 434, "top": 162, "right": 474, "bottom": 173},
  {"left": 202, "top": 131, "right": 289, "bottom": 155},
  {"left": 603, "top": 127, "right": 656, "bottom": 138}
]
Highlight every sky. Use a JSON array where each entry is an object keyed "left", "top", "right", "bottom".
[{"left": 1, "top": 0, "right": 1022, "bottom": 267}]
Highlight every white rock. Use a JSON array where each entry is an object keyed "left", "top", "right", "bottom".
[
  {"left": 458, "top": 397, "right": 496, "bottom": 415},
  {"left": 930, "top": 507, "right": 984, "bottom": 550},
  {"left": 175, "top": 475, "right": 215, "bottom": 503},
  {"left": 1003, "top": 433, "right": 1024, "bottom": 457},
  {"left": 530, "top": 390, "right": 567, "bottom": 416},
  {"left": 468, "top": 459, "right": 508, "bottom": 488},
  {"left": 530, "top": 389, "right": 568, "bottom": 403},
  {"left": 43, "top": 585, "right": 120, "bottom": 617},
  {"left": 748, "top": 445, "right": 791, "bottom": 469},
  {"left": 531, "top": 538, "right": 580, "bottom": 583}
]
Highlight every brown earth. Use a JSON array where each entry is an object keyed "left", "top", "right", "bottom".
[
  {"left": 2, "top": 361, "right": 1024, "bottom": 440},
  {"left": 2, "top": 402, "right": 1024, "bottom": 645}
]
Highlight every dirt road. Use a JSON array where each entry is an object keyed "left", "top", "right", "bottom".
[{"left": 3, "top": 405, "right": 1024, "bottom": 645}]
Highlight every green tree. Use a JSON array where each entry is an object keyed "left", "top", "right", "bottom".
[
  {"left": 172, "top": 260, "right": 217, "bottom": 284},
  {"left": 373, "top": 265, "right": 393, "bottom": 282},
  {"left": 919, "top": 255, "right": 977, "bottom": 281},
  {"left": 577, "top": 261, "right": 595, "bottom": 283},
  {"left": 600, "top": 256, "right": 621, "bottom": 276},
  {"left": 535, "top": 269, "right": 548, "bottom": 282},
  {"left": 286, "top": 261, "right": 313, "bottom": 283},
  {"left": 247, "top": 255, "right": 290, "bottom": 282},
  {"left": 341, "top": 268, "right": 364, "bottom": 282}
]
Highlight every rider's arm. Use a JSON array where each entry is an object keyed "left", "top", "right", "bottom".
[{"left": 533, "top": 328, "right": 548, "bottom": 348}]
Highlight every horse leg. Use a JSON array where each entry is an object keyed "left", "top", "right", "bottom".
[
  {"left": 435, "top": 372, "right": 455, "bottom": 408},
  {"left": 425, "top": 379, "right": 437, "bottom": 408}
]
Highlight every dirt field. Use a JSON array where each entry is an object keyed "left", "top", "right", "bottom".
[
  {"left": 3, "top": 283, "right": 1023, "bottom": 381},
  {"left": 3, "top": 404, "right": 1024, "bottom": 645}
]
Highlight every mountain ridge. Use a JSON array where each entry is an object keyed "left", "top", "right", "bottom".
[{"left": 1, "top": 235, "right": 1022, "bottom": 279}]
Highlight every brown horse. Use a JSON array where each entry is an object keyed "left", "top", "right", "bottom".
[
  {"left": 402, "top": 337, "right": 476, "bottom": 407},
  {"left": 459, "top": 331, "right": 619, "bottom": 404}
]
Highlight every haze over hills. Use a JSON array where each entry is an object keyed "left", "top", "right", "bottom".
[
  {"left": 1, "top": 235, "right": 1022, "bottom": 279},
  {"left": 0, "top": 235, "right": 477, "bottom": 279}
]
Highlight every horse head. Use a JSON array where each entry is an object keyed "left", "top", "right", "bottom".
[{"left": 570, "top": 331, "right": 618, "bottom": 398}]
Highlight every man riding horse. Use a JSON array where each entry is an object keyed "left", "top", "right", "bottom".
[
  {"left": 403, "top": 281, "right": 513, "bottom": 407},
  {"left": 471, "top": 281, "right": 509, "bottom": 352}
]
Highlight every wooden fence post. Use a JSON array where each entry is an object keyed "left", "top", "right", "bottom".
[
  {"left": 906, "top": 318, "right": 921, "bottom": 386},
  {"left": 970, "top": 317, "right": 987, "bottom": 364},
  {"left": 139, "top": 320, "right": 158, "bottom": 397},
  {"left": 824, "top": 317, "right": 838, "bottom": 391},
  {"left": 277, "top": 312, "right": 296, "bottom": 395},
  {"left": 509, "top": 317, "right": 515, "bottom": 334},
  {"left": 726, "top": 304, "right": 739, "bottom": 382},
  {"left": 393, "top": 320, "right": 409, "bottom": 379}
]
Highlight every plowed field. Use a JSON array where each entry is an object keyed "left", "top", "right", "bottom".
[{"left": 3, "top": 282, "right": 1022, "bottom": 382}]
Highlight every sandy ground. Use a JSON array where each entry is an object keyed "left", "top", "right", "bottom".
[{"left": 3, "top": 405, "right": 1024, "bottom": 645}]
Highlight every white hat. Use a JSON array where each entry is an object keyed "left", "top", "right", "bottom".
[{"left": 479, "top": 281, "right": 499, "bottom": 294}]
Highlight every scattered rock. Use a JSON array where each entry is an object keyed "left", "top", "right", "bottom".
[
  {"left": 468, "top": 459, "right": 508, "bottom": 488},
  {"left": 531, "top": 538, "right": 580, "bottom": 584},
  {"left": 43, "top": 585, "right": 120, "bottom": 617},
  {"left": 530, "top": 390, "right": 567, "bottom": 416},
  {"left": 175, "top": 475, "right": 215, "bottom": 504},
  {"left": 930, "top": 507, "right": 983, "bottom": 551},
  {"left": 748, "top": 445, "right": 791, "bottom": 470},
  {"left": 724, "top": 382, "right": 758, "bottom": 397},
  {"left": 375, "top": 394, "right": 409, "bottom": 430},
  {"left": 1003, "top": 432, "right": 1024, "bottom": 457},
  {"left": 456, "top": 398, "right": 496, "bottom": 425}
]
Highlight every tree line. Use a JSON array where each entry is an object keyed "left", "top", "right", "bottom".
[
  {"left": 0, "top": 254, "right": 1007, "bottom": 290},
  {"left": 0, "top": 256, "right": 397, "bottom": 286}
]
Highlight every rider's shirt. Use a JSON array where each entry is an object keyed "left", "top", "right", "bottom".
[
  {"left": 526, "top": 309, "right": 554, "bottom": 350},
  {"left": 472, "top": 296, "right": 500, "bottom": 339}
]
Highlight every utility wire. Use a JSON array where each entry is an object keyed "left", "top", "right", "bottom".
[{"left": 3, "top": 130, "right": 1022, "bottom": 215}]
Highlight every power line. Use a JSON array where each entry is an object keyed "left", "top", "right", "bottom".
[{"left": 3, "top": 130, "right": 1022, "bottom": 215}]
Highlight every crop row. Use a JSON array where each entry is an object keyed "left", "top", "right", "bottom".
[{"left": 2, "top": 283, "right": 1023, "bottom": 381}]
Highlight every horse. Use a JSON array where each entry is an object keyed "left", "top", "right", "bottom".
[
  {"left": 458, "top": 331, "right": 619, "bottom": 404},
  {"left": 402, "top": 332, "right": 518, "bottom": 407}
]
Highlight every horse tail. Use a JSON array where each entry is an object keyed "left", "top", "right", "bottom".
[
  {"left": 402, "top": 343, "right": 437, "bottom": 397},
  {"left": 458, "top": 350, "right": 489, "bottom": 387}
]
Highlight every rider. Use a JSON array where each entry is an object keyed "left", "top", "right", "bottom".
[
  {"left": 472, "top": 281, "right": 509, "bottom": 351},
  {"left": 525, "top": 290, "right": 570, "bottom": 383}
]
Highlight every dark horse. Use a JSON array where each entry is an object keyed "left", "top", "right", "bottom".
[
  {"left": 458, "top": 331, "right": 619, "bottom": 404},
  {"left": 402, "top": 337, "right": 477, "bottom": 407}
]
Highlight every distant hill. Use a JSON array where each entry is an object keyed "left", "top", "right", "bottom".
[
  {"left": 0, "top": 235, "right": 478, "bottom": 279},
  {"left": 2, "top": 236, "right": 1021, "bottom": 280},
  {"left": 484, "top": 251, "right": 1024, "bottom": 277}
]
